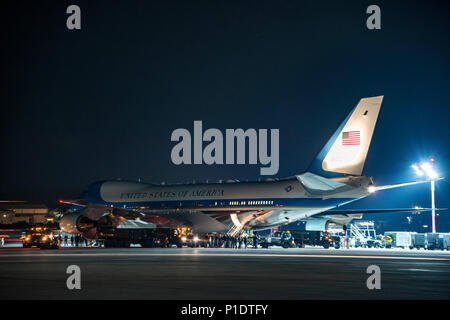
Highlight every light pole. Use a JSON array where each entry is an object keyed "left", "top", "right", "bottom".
[
  {"left": 431, "top": 179, "right": 435, "bottom": 233},
  {"left": 411, "top": 159, "right": 438, "bottom": 233}
]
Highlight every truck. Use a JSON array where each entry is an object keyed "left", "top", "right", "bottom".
[
  {"left": 384, "top": 232, "right": 414, "bottom": 249},
  {"left": 289, "top": 230, "right": 335, "bottom": 248},
  {"left": 365, "top": 238, "right": 383, "bottom": 248},
  {"left": 381, "top": 235, "right": 393, "bottom": 248},
  {"left": 321, "top": 231, "right": 335, "bottom": 249},
  {"left": 173, "top": 227, "right": 205, "bottom": 247},
  {"left": 443, "top": 234, "right": 450, "bottom": 251},
  {"left": 22, "top": 225, "right": 61, "bottom": 249},
  {"left": 96, "top": 225, "right": 195, "bottom": 248},
  {"left": 426, "top": 233, "right": 439, "bottom": 250},
  {"left": 260, "top": 231, "right": 296, "bottom": 248},
  {"left": 331, "top": 235, "right": 342, "bottom": 249},
  {"left": 411, "top": 233, "right": 427, "bottom": 250},
  {"left": 426, "top": 233, "right": 450, "bottom": 250}
]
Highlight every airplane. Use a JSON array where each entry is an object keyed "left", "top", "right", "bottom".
[{"left": 59, "top": 96, "right": 439, "bottom": 239}]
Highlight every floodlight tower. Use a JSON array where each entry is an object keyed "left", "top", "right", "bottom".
[{"left": 411, "top": 158, "right": 438, "bottom": 233}]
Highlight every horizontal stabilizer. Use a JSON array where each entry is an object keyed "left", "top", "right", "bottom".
[{"left": 296, "top": 172, "right": 347, "bottom": 195}]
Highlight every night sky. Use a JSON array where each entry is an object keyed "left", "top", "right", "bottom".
[{"left": 1, "top": 0, "right": 449, "bottom": 231}]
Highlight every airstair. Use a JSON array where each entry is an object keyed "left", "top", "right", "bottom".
[
  {"left": 227, "top": 213, "right": 245, "bottom": 237},
  {"left": 348, "top": 224, "right": 366, "bottom": 239},
  {"left": 227, "top": 224, "right": 244, "bottom": 237},
  {"left": 346, "top": 222, "right": 377, "bottom": 246}
]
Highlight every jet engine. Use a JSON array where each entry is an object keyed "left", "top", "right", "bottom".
[
  {"left": 59, "top": 211, "right": 97, "bottom": 239},
  {"left": 305, "top": 218, "right": 332, "bottom": 231},
  {"left": 305, "top": 217, "right": 353, "bottom": 231}
]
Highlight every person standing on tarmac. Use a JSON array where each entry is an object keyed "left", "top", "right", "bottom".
[{"left": 253, "top": 233, "right": 258, "bottom": 249}]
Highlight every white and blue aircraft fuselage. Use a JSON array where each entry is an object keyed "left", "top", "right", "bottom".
[{"left": 60, "top": 96, "right": 435, "bottom": 237}]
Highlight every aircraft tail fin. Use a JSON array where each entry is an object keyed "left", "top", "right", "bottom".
[{"left": 307, "top": 96, "right": 383, "bottom": 177}]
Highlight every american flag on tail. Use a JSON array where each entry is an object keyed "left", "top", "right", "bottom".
[{"left": 342, "top": 131, "right": 360, "bottom": 145}]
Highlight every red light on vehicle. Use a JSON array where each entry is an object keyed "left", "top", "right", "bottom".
[{"left": 59, "top": 200, "right": 63, "bottom": 203}]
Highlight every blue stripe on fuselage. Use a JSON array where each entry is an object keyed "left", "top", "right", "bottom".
[{"left": 79, "top": 196, "right": 358, "bottom": 210}]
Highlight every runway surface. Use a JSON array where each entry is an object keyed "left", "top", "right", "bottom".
[{"left": 1, "top": 247, "right": 449, "bottom": 299}]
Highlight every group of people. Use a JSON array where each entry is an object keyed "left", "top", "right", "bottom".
[
  {"left": 207, "top": 234, "right": 258, "bottom": 249},
  {"left": 57, "top": 232, "right": 262, "bottom": 249},
  {"left": 61, "top": 234, "right": 97, "bottom": 247}
]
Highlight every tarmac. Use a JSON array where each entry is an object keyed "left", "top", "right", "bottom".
[{"left": 0, "top": 246, "right": 449, "bottom": 299}]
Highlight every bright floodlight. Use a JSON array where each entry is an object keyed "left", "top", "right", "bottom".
[
  {"left": 420, "top": 162, "right": 438, "bottom": 179},
  {"left": 411, "top": 164, "right": 424, "bottom": 176},
  {"left": 411, "top": 162, "right": 438, "bottom": 179}
]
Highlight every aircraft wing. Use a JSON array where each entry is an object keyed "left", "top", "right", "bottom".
[
  {"left": 374, "top": 178, "right": 443, "bottom": 191},
  {"left": 317, "top": 207, "right": 444, "bottom": 217}
]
